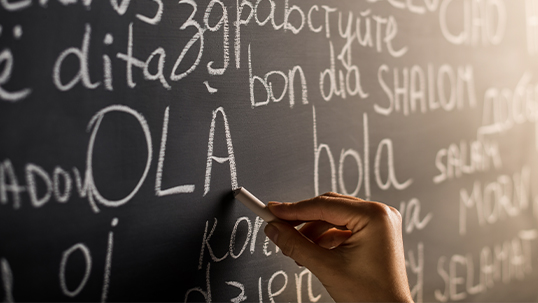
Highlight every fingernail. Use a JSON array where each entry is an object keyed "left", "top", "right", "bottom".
[
  {"left": 264, "top": 223, "right": 279, "bottom": 243},
  {"left": 267, "top": 201, "right": 280, "bottom": 207}
]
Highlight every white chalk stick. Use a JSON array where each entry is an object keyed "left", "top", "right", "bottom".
[{"left": 233, "top": 187, "right": 280, "bottom": 223}]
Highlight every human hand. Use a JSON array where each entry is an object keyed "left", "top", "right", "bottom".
[{"left": 264, "top": 192, "right": 413, "bottom": 303}]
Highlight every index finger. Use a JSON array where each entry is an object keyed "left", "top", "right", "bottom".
[{"left": 268, "top": 195, "right": 388, "bottom": 233}]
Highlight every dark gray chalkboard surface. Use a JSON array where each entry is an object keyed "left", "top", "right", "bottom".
[{"left": 1, "top": 0, "right": 538, "bottom": 302}]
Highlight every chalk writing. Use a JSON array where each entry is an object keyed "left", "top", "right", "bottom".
[
  {"left": 1, "top": 258, "right": 14, "bottom": 303},
  {"left": 435, "top": 230, "right": 537, "bottom": 302},
  {"left": 313, "top": 106, "right": 412, "bottom": 198},
  {"left": 0, "top": 48, "right": 32, "bottom": 102},
  {"left": 155, "top": 106, "right": 196, "bottom": 196},
  {"left": 204, "top": 107, "right": 238, "bottom": 196},
  {"left": 459, "top": 166, "right": 531, "bottom": 235},
  {"left": 439, "top": 0, "right": 506, "bottom": 46},
  {"left": 527, "top": 0, "right": 538, "bottom": 55},
  {"left": 400, "top": 199, "right": 432, "bottom": 234},
  {"left": 376, "top": 64, "right": 476, "bottom": 116},
  {"left": 366, "top": 0, "right": 440, "bottom": 14},
  {"left": 1, "top": 1, "right": 538, "bottom": 302},
  {"left": 59, "top": 243, "right": 92, "bottom": 297},
  {"left": 294, "top": 269, "right": 321, "bottom": 303},
  {"left": 406, "top": 242, "right": 424, "bottom": 303},
  {"left": 479, "top": 73, "right": 538, "bottom": 136},
  {"left": 249, "top": 44, "right": 308, "bottom": 108},
  {"left": 433, "top": 139, "right": 502, "bottom": 184}
]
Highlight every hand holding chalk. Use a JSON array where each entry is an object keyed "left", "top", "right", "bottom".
[
  {"left": 233, "top": 187, "right": 283, "bottom": 223},
  {"left": 263, "top": 192, "right": 413, "bottom": 303}
]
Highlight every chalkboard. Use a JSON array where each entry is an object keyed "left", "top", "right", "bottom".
[{"left": 1, "top": 0, "right": 538, "bottom": 302}]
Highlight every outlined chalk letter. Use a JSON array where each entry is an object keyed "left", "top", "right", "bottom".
[
  {"left": 0, "top": 49, "right": 32, "bottom": 102},
  {"left": 204, "top": 107, "right": 238, "bottom": 196},
  {"left": 0, "top": 159, "right": 25, "bottom": 209},
  {"left": 84, "top": 105, "right": 152, "bottom": 208},
  {"left": 136, "top": 0, "right": 163, "bottom": 24},
  {"left": 59, "top": 243, "right": 92, "bottom": 297},
  {"left": 0, "top": 0, "right": 31, "bottom": 11},
  {"left": 295, "top": 269, "right": 321, "bottom": 303},
  {"left": 198, "top": 218, "right": 229, "bottom": 270},
  {"left": 25, "top": 163, "right": 53, "bottom": 208},
  {"left": 53, "top": 24, "right": 100, "bottom": 91},
  {"left": 110, "top": 0, "right": 130, "bottom": 15},
  {"left": 1, "top": 258, "right": 14, "bottom": 303},
  {"left": 312, "top": 106, "right": 336, "bottom": 196},
  {"left": 155, "top": 106, "right": 195, "bottom": 196}
]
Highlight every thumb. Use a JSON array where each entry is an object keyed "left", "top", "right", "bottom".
[{"left": 264, "top": 221, "right": 333, "bottom": 270}]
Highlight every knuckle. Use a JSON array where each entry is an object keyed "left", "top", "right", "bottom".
[
  {"left": 369, "top": 202, "right": 394, "bottom": 221},
  {"left": 312, "top": 195, "right": 327, "bottom": 204},
  {"left": 390, "top": 206, "right": 403, "bottom": 222},
  {"left": 367, "top": 202, "right": 403, "bottom": 228},
  {"left": 322, "top": 191, "right": 338, "bottom": 197},
  {"left": 309, "top": 196, "right": 327, "bottom": 211}
]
